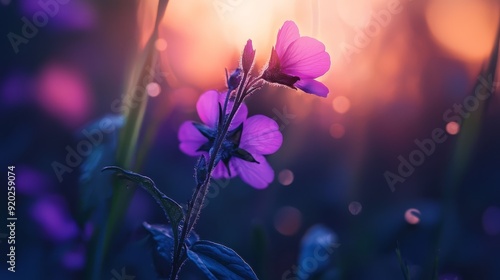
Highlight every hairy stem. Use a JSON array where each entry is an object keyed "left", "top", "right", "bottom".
[{"left": 170, "top": 73, "right": 250, "bottom": 279}]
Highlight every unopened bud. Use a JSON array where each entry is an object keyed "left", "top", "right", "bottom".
[{"left": 242, "top": 39, "right": 256, "bottom": 74}]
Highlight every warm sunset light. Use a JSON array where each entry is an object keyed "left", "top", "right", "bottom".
[
  {"left": 426, "top": 0, "right": 500, "bottom": 62},
  {"left": 5, "top": 0, "right": 500, "bottom": 278}
]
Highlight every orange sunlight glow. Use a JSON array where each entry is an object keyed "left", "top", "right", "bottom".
[
  {"left": 426, "top": 0, "right": 500, "bottom": 62},
  {"left": 336, "top": 0, "right": 372, "bottom": 28},
  {"left": 136, "top": 0, "right": 500, "bottom": 137}
]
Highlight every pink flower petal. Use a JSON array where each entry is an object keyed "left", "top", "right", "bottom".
[
  {"left": 295, "top": 79, "right": 329, "bottom": 97},
  {"left": 276, "top": 21, "right": 300, "bottom": 58},
  {"left": 196, "top": 90, "right": 220, "bottom": 128},
  {"left": 281, "top": 37, "right": 331, "bottom": 79},
  {"left": 212, "top": 160, "right": 237, "bottom": 179},
  {"left": 240, "top": 115, "right": 283, "bottom": 155},
  {"left": 178, "top": 121, "right": 208, "bottom": 156},
  {"left": 232, "top": 155, "right": 274, "bottom": 189}
]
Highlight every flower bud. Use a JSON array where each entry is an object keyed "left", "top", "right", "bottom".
[
  {"left": 227, "top": 68, "right": 242, "bottom": 92},
  {"left": 241, "top": 39, "right": 256, "bottom": 74}
]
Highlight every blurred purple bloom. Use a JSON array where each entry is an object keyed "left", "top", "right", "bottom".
[
  {"left": 31, "top": 195, "right": 79, "bottom": 241},
  {"left": 262, "top": 21, "right": 331, "bottom": 97},
  {"left": 16, "top": 166, "right": 50, "bottom": 195},
  {"left": 20, "top": 0, "right": 95, "bottom": 31},
  {"left": 178, "top": 90, "right": 283, "bottom": 189},
  {"left": 62, "top": 245, "right": 85, "bottom": 270},
  {"left": 0, "top": 72, "right": 32, "bottom": 106}
]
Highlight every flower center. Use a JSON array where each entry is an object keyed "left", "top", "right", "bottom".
[{"left": 193, "top": 122, "right": 259, "bottom": 172}]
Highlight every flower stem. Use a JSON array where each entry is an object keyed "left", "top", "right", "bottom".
[{"left": 170, "top": 72, "right": 250, "bottom": 279}]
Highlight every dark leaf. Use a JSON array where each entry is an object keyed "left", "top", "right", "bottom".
[
  {"left": 144, "top": 223, "right": 200, "bottom": 278},
  {"left": 102, "top": 166, "right": 184, "bottom": 251},
  {"left": 144, "top": 222, "right": 175, "bottom": 263},
  {"left": 187, "top": 240, "right": 258, "bottom": 280}
]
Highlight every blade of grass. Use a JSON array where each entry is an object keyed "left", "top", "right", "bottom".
[
  {"left": 395, "top": 241, "right": 411, "bottom": 280},
  {"left": 433, "top": 21, "right": 499, "bottom": 280},
  {"left": 85, "top": 0, "right": 170, "bottom": 279},
  {"left": 431, "top": 249, "right": 439, "bottom": 280}
]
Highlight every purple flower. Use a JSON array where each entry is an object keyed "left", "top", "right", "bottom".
[
  {"left": 262, "top": 21, "right": 331, "bottom": 97},
  {"left": 178, "top": 90, "right": 283, "bottom": 189}
]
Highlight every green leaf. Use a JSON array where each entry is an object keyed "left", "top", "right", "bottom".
[
  {"left": 101, "top": 166, "right": 184, "bottom": 249},
  {"left": 187, "top": 240, "right": 258, "bottom": 280}
]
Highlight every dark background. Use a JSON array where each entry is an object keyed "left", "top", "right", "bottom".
[{"left": 1, "top": 0, "right": 500, "bottom": 279}]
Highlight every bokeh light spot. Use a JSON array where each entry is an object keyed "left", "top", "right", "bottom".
[
  {"left": 37, "top": 64, "right": 91, "bottom": 128},
  {"left": 146, "top": 82, "right": 161, "bottom": 97},
  {"left": 155, "top": 38, "right": 168, "bottom": 51},
  {"left": 274, "top": 206, "right": 302, "bottom": 236},
  {"left": 348, "top": 201, "right": 362, "bottom": 215},
  {"left": 405, "top": 208, "right": 421, "bottom": 225},
  {"left": 446, "top": 121, "right": 460, "bottom": 135},
  {"left": 426, "top": 0, "right": 499, "bottom": 62},
  {"left": 330, "top": 123, "right": 345, "bottom": 139},
  {"left": 278, "top": 169, "right": 294, "bottom": 186},
  {"left": 482, "top": 206, "right": 500, "bottom": 236},
  {"left": 332, "top": 96, "right": 351, "bottom": 114}
]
